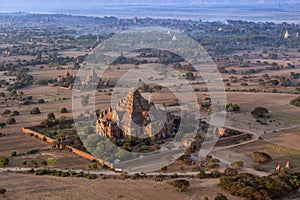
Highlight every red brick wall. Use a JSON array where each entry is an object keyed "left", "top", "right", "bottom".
[{"left": 22, "top": 126, "right": 114, "bottom": 169}]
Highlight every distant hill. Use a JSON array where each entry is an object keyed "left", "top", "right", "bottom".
[{"left": 0, "top": 0, "right": 299, "bottom": 8}]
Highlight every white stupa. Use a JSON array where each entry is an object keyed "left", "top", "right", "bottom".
[
  {"left": 172, "top": 34, "right": 177, "bottom": 41},
  {"left": 276, "top": 164, "right": 281, "bottom": 172},
  {"left": 284, "top": 30, "right": 289, "bottom": 39}
]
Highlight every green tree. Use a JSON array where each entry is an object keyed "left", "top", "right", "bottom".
[
  {"left": 31, "top": 160, "right": 38, "bottom": 168},
  {"left": 60, "top": 107, "right": 69, "bottom": 113},
  {"left": 6, "top": 117, "right": 16, "bottom": 124},
  {"left": 38, "top": 99, "right": 45, "bottom": 104},
  {"left": 11, "top": 151, "right": 17, "bottom": 156},
  {"left": 0, "top": 188, "right": 6, "bottom": 195},
  {"left": 226, "top": 103, "right": 240, "bottom": 112},
  {"left": 41, "top": 160, "right": 48, "bottom": 167},
  {"left": 167, "top": 179, "right": 190, "bottom": 192},
  {"left": 30, "top": 107, "right": 41, "bottom": 115},
  {"left": 224, "top": 167, "right": 238, "bottom": 176},
  {"left": 290, "top": 97, "right": 300, "bottom": 107},
  {"left": 47, "top": 112, "right": 56, "bottom": 120},
  {"left": 0, "top": 157, "right": 9, "bottom": 167},
  {"left": 22, "top": 161, "right": 27, "bottom": 167},
  {"left": 196, "top": 170, "right": 207, "bottom": 179},
  {"left": 251, "top": 107, "right": 268, "bottom": 118},
  {"left": 1, "top": 109, "right": 11, "bottom": 116},
  {"left": 252, "top": 151, "right": 272, "bottom": 163},
  {"left": 214, "top": 193, "right": 228, "bottom": 200},
  {"left": 11, "top": 110, "right": 20, "bottom": 116},
  {"left": 48, "top": 158, "right": 58, "bottom": 166}
]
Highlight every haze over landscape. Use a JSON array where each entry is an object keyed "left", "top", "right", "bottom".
[
  {"left": 1, "top": 0, "right": 300, "bottom": 22},
  {"left": 1, "top": 1, "right": 300, "bottom": 200}
]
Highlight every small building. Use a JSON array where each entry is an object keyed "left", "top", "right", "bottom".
[
  {"left": 81, "top": 68, "right": 100, "bottom": 86},
  {"left": 56, "top": 70, "right": 74, "bottom": 87}
]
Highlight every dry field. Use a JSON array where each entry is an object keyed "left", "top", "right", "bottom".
[
  {"left": 224, "top": 92, "right": 300, "bottom": 135},
  {"left": 212, "top": 140, "right": 300, "bottom": 172},
  {"left": 0, "top": 47, "right": 300, "bottom": 200},
  {"left": 0, "top": 173, "right": 240, "bottom": 200},
  {"left": 0, "top": 83, "right": 97, "bottom": 170},
  {"left": 261, "top": 127, "right": 300, "bottom": 151},
  {"left": 0, "top": 132, "right": 92, "bottom": 169}
]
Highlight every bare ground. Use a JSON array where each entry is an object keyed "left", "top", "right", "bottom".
[{"left": 0, "top": 173, "right": 240, "bottom": 200}]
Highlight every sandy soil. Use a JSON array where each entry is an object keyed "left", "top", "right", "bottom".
[
  {"left": 262, "top": 128, "right": 300, "bottom": 151},
  {"left": 214, "top": 140, "right": 300, "bottom": 172},
  {"left": 0, "top": 173, "right": 240, "bottom": 200}
]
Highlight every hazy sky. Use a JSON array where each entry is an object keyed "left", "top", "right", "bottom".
[
  {"left": 0, "top": 0, "right": 299, "bottom": 17},
  {"left": 0, "top": 0, "right": 298, "bottom": 8}
]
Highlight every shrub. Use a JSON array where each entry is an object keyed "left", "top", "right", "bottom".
[
  {"left": 31, "top": 160, "right": 38, "bottom": 168},
  {"left": 224, "top": 167, "right": 238, "bottom": 176},
  {"left": 167, "top": 179, "right": 190, "bottom": 192},
  {"left": 11, "top": 110, "right": 20, "bottom": 116},
  {"left": 290, "top": 97, "right": 300, "bottom": 107},
  {"left": 27, "top": 149, "right": 40, "bottom": 154},
  {"left": 0, "top": 122, "right": 6, "bottom": 128},
  {"left": 226, "top": 103, "right": 240, "bottom": 112},
  {"left": 210, "top": 158, "right": 220, "bottom": 163},
  {"left": 252, "top": 163, "right": 263, "bottom": 171},
  {"left": 251, "top": 107, "right": 268, "bottom": 118},
  {"left": 132, "top": 173, "right": 141, "bottom": 180},
  {"left": 60, "top": 107, "right": 69, "bottom": 113},
  {"left": 214, "top": 193, "right": 228, "bottom": 200},
  {"left": 220, "top": 173, "right": 298, "bottom": 199},
  {"left": 47, "top": 112, "right": 56, "bottom": 120},
  {"left": 139, "top": 145, "right": 150, "bottom": 151},
  {"left": 155, "top": 174, "right": 165, "bottom": 182},
  {"left": 231, "top": 161, "right": 244, "bottom": 168},
  {"left": 207, "top": 163, "right": 219, "bottom": 169},
  {"left": 86, "top": 174, "right": 97, "bottom": 179},
  {"left": 196, "top": 170, "right": 207, "bottom": 179},
  {"left": 91, "top": 163, "right": 98, "bottom": 169},
  {"left": 11, "top": 151, "right": 17, "bottom": 156},
  {"left": 41, "top": 160, "right": 48, "bottom": 166},
  {"left": 211, "top": 170, "right": 222, "bottom": 178},
  {"left": 38, "top": 99, "right": 45, "bottom": 104},
  {"left": 48, "top": 158, "right": 58, "bottom": 165},
  {"left": 161, "top": 166, "right": 168, "bottom": 171},
  {"left": 1, "top": 109, "right": 11, "bottom": 116},
  {"left": 6, "top": 117, "right": 16, "bottom": 124},
  {"left": 178, "top": 154, "right": 192, "bottom": 165},
  {"left": 252, "top": 151, "right": 272, "bottom": 163},
  {"left": 22, "top": 161, "right": 27, "bottom": 166},
  {"left": 0, "top": 157, "right": 9, "bottom": 167},
  {"left": 0, "top": 188, "right": 6, "bottom": 195},
  {"left": 171, "top": 173, "right": 178, "bottom": 179},
  {"left": 119, "top": 172, "right": 127, "bottom": 180},
  {"left": 30, "top": 107, "right": 41, "bottom": 114}
]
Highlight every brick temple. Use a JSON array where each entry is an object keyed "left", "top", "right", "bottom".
[{"left": 96, "top": 89, "right": 179, "bottom": 140}]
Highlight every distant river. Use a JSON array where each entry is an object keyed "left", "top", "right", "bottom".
[{"left": 1, "top": 4, "right": 300, "bottom": 23}]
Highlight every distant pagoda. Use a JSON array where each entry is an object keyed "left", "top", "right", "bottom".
[{"left": 284, "top": 30, "right": 289, "bottom": 39}]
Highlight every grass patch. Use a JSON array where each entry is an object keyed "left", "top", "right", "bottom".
[{"left": 265, "top": 143, "right": 300, "bottom": 155}]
